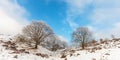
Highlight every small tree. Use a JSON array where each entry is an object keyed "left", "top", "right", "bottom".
[
  {"left": 72, "top": 26, "right": 92, "bottom": 49},
  {"left": 14, "top": 34, "right": 26, "bottom": 43},
  {"left": 14, "top": 34, "right": 32, "bottom": 46},
  {"left": 22, "top": 21, "right": 53, "bottom": 49},
  {"left": 42, "top": 35, "right": 68, "bottom": 51}
]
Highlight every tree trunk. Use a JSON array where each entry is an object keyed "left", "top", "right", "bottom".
[
  {"left": 35, "top": 43, "right": 38, "bottom": 49},
  {"left": 35, "top": 42, "right": 38, "bottom": 49},
  {"left": 82, "top": 35, "right": 85, "bottom": 49},
  {"left": 34, "top": 38, "right": 39, "bottom": 49},
  {"left": 82, "top": 43, "right": 84, "bottom": 49}
]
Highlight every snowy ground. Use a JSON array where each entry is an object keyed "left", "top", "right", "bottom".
[{"left": 0, "top": 34, "right": 120, "bottom": 60}]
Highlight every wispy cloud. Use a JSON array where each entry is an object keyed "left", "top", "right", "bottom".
[
  {"left": 65, "top": 0, "right": 93, "bottom": 29},
  {"left": 65, "top": 0, "right": 120, "bottom": 39},
  {"left": 0, "top": 0, "right": 29, "bottom": 34},
  {"left": 58, "top": 35, "right": 68, "bottom": 43},
  {"left": 89, "top": 0, "right": 120, "bottom": 39}
]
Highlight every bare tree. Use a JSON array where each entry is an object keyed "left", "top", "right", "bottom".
[
  {"left": 14, "top": 34, "right": 27, "bottom": 44},
  {"left": 22, "top": 21, "right": 54, "bottom": 49},
  {"left": 72, "top": 26, "right": 92, "bottom": 49},
  {"left": 14, "top": 34, "right": 32, "bottom": 46},
  {"left": 42, "top": 35, "right": 68, "bottom": 51}
]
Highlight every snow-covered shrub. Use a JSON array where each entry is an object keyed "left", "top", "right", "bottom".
[
  {"left": 41, "top": 35, "right": 68, "bottom": 51},
  {"left": 14, "top": 34, "right": 33, "bottom": 47}
]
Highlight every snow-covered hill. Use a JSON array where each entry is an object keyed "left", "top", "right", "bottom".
[{"left": 0, "top": 34, "right": 120, "bottom": 60}]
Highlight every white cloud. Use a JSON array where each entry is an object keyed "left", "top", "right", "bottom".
[
  {"left": 65, "top": 0, "right": 120, "bottom": 39},
  {"left": 65, "top": 0, "right": 93, "bottom": 29},
  {"left": 0, "top": 0, "right": 29, "bottom": 35},
  {"left": 58, "top": 35, "right": 68, "bottom": 43},
  {"left": 89, "top": 0, "right": 120, "bottom": 39},
  {"left": 66, "top": 20, "right": 78, "bottom": 29}
]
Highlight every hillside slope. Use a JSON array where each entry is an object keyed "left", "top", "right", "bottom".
[{"left": 0, "top": 34, "right": 120, "bottom": 60}]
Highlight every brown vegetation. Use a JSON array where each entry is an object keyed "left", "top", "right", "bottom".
[{"left": 36, "top": 53, "right": 49, "bottom": 58}]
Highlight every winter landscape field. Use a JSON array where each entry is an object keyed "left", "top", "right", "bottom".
[
  {"left": 1, "top": 0, "right": 120, "bottom": 60},
  {"left": 0, "top": 34, "right": 120, "bottom": 60}
]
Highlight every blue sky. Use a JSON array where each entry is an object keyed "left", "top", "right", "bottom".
[
  {"left": 17, "top": 0, "right": 93, "bottom": 42},
  {"left": 1, "top": 0, "right": 120, "bottom": 43},
  {"left": 18, "top": 0, "right": 74, "bottom": 42}
]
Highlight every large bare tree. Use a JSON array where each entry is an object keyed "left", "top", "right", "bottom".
[
  {"left": 22, "top": 21, "right": 54, "bottom": 49},
  {"left": 72, "top": 26, "right": 92, "bottom": 49}
]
